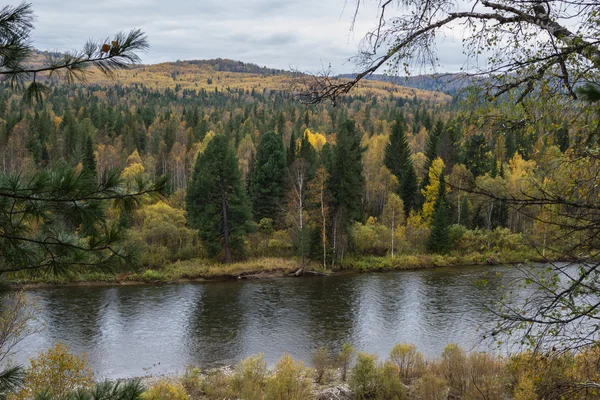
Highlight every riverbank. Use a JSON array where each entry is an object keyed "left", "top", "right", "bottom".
[
  {"left": 14, "top": 342, "right": 600, "bottom": 400},
  {"left": 2, "top": 249, "right": 562, "bottom": 289}
]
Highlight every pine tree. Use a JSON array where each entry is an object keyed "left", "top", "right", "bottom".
[
  {"left": 428, "top": 172, "right": 451, "bottom": 253},
  {"left": 82, "top": 135, "right": 97, "bottom": 177},
  {"left": 249, "top": 131, "right": 287, "bottom": 224},
  {"left": 186, "top": 134, "right": 251, "bottom": 263},
  {"left": 384, "top": 116, "right": 419, "bottom": 214},
  {"left": 0, "top": 2, "right": 156, "bottom": 280}
]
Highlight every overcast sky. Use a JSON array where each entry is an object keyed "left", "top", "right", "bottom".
[{"left": 14, "top": 0, "right": 467, "bottom": 74}]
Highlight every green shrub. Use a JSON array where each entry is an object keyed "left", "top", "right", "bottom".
[
  {"left": 258, "top": 218, "right": 274, "bottom": 234},
  {"left": 230, "top": 354, "right": 267, "bottom": 400},
  {"left": 375, "top": 361, "right": 406, "bottom": 400},
  {"left": 138, "top": 269, "right": 165, "bottom": 282},
  {"left": 349, "top": 353, "right": 379, "bottom": 400},
  {"left": 448, "top": 224, "right": 467, "bottom": 248},
  {"left": 265, "top": 353, "right": 312, "bottom": 400}
]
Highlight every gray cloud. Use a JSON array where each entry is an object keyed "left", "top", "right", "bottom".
[{"left": 14, "top": 0, "right": 467, "bottom": 73}]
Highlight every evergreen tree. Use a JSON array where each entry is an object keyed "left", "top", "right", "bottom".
[
  {"left": 249, "top": 131, "right": 287, "bottom": 224},
  {"left": 428, "top": 172, "right": 451, "bottom": 253},
  {"left": 186, "top": 134, "right": 251, "bottom": 263},
  {"left": 420, "top": 120, "right": 444, "bottom": 192},
  {"left": 384, "top": 116, "right": 419, "bottom": 214},
  {"left": 287, "top": 129, "right": 297, "bottom": 166},
  {"left": 329, "top": 120, "right": 365, "bottom": 222},
  {"left": 464, "top": 133, "right": 492, "bottom": 177},
  {"left": 328, "top": 120, "right": 365, "bottom": 261},
  {"left": 82, "top": 135, "right": 97, "bottom": 177},
  {"left": 61, "top": 108, "right": 78, "bottom": 160}
]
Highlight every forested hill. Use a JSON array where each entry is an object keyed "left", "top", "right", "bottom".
[
  {"left": 337, "top": 73, "right": 477, "bottom": 95},
  {"left": 28, "top": 51, "right": 450, "bottom": 102},
  {"left": 3, "top": 51, "right": 566, "bottom": 269}
]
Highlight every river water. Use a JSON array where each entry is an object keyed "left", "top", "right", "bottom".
[{"left": 10, "top": 264, "right": 535, "bottom": 379}]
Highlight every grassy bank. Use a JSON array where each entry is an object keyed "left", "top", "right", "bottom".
[
  {"left": 344, "top": 249, "right": 555, "bottom": 272},
  {"left": 2, "top": 248, "right": 560, "bottom": 288}
]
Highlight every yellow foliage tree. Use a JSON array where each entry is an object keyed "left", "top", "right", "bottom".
[
  {"left": 381, "top": 193, "right": 405, "bottom": 257},
  {"left": 14, "top": 343, "right": 93, "bottom": 400},
  {"left": 421, "top": 157, "right": 446, "bottom": 223},
  {"left": 303, "top": 129, "right": 327, "bottom": 151}
]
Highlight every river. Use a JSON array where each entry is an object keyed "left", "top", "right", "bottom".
[{"left": 10, "top": 264, "right": 536, "bottom": 379}]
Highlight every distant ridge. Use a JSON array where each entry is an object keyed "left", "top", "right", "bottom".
[
  {"left": 337, "top": 73, "right": 477, "bottom": 95},
  {"left": 156, "top": 58, "right": 290, "bottom": 76},
  {"left": 23, "top": 52, "right": 452, "bottom": 102}
]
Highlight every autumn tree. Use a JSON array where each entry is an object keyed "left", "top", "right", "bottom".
[
  {"left": 249, "top": 131, "right": 287, "bottom": 224},
  {"left": 186, "top": 134, "right": 251, "bottom": 263},
  {"left": 381, "top": 193, "right": 405, "bottom": 257},
  {"left": 384, "top": 116, "right": 418, "bottom": 214},
  {"left": 421, "top": 157, "right": 446, "bottom": 223}
]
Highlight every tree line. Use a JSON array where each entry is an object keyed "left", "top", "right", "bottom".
[{"left": 0, "top": 77, "right": 576, "bottom": 265}]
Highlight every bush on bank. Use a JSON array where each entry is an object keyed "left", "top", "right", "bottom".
[{"left": 9, "top": 341, "right": 600, "bottom": 400}]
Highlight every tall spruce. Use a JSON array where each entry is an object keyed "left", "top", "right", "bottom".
[
  {"left": 464, "top": 133, "right": 492, "bottom": 177},
  {"left": 384, "top": 116, "right": 419, "bottom": 214},
  {"left": 249, "top": 131, "right": 287, "bottom": 224},
  {"left": 328, "top": 119, "right": 365, "bottom": 261},
  {"left": 428, "top": 172, "right": 451, "bottom": 253},
  {"left": 420, "top": 120, "right": 444, "bottom": 192},
  {"left": 186, "top": 134, "right": 251, "bottom": 263},
  {"left": 82, "top": 135, "right": 97, "bottom": 177}
]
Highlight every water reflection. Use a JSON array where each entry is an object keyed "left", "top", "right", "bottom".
[{"left": 10, "top": 264, "right": 535, "bottom": 379}]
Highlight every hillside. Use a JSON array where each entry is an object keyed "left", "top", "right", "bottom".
[
  {"left": 337, "top": 73, "right": 478, "bottom": 95},
  {"left": 29, "top": 51, "right": 451, "bottom": 103},
  {"left": 100, "top": 61, "right": 450, "bottom": 103}
]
